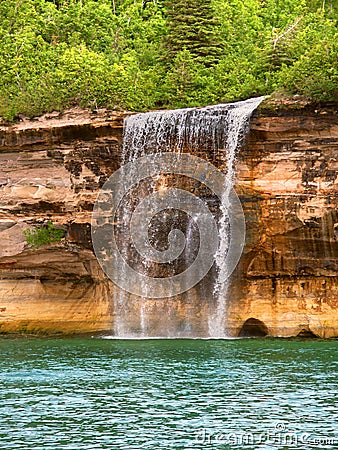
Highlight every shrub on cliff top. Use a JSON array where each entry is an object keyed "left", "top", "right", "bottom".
[{"left": 24, "top": 222, "right": 65, "bottom": 248}]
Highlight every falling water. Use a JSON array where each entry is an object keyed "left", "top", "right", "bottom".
[
  {"left": 210, "top": 98, "right": 265, "bottom": 336},
  {"left": 115, "top": 97, "right": 264, "bottom": 337},
  {"left": 123, "top": 98, "right": 263, "bottom": 159}
]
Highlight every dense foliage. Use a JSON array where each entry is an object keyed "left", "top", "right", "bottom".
[{"left": 0, "top": 0, "right": 336, "bottom": 120}]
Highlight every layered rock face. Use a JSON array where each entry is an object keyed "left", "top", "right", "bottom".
[
  {"left": 0, "top": 109, "right": 122, "bottom": 334},
  {"left": 0, "top": 103, "right": 337, "bottom": 337},
  {"left": 233, "top": 103, "right": 338, "bottom": 338}
]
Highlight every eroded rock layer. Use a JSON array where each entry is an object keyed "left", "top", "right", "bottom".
[{"left": 233, "top": 104, "right": 337, "bottom": 338}]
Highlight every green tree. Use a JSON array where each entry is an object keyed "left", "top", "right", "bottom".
[
  {"left": 163, "top": 49, "right": 217, "bottom": 107},
  {"left": 163, "top": 0, "right": 223, "bottom": 66},
  {"left": 275, "top": 34, "right": 338, "bottom": 101}
]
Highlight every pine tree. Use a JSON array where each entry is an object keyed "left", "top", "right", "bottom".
[{"left": 163, "top": 0, "right": 223, "bottom": 67}]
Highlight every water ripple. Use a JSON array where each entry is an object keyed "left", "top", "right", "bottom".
[{"left": 0, "top": 338, "right": 336, "bottom": 449}]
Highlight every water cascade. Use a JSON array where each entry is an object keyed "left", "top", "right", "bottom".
[{"left": 110, "top": 97, "right": 264, "bottom": 337}]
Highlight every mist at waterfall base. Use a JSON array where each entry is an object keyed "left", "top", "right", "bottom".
[
  {"left": 1, "top": 338, "right": 336, "bottom": 450},
  {"left": 104, "top": 97, "right": 264, "bottom": 338}
]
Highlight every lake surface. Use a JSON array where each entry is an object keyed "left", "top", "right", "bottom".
[{"left": 0, "top": 338, "right": 336, "bottom": 449}]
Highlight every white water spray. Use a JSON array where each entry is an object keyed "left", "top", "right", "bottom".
[{"left": 114, "top": 97, "right": 264, "bottom": 337}]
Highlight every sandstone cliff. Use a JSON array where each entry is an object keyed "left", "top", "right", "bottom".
[
  {"left": 234, "top": 101, "right": 338, "bottom": 338},
  {"left": 0, "top": 101, "right": 337, "bottom": 337}
]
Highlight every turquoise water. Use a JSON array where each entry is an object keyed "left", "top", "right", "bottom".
[{"left": 0, "top": 338, "right": 337, "bottom": 450}]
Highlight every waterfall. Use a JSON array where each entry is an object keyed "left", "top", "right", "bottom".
[
  {"left": 123, "top": 97, "right": 263, "bottom": 159},
  {"left": 210, "top": 98, "right": 265, "bottom": 337},
  {"left": 112, "top": 97, "right": 264, "bottom": 337}
]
